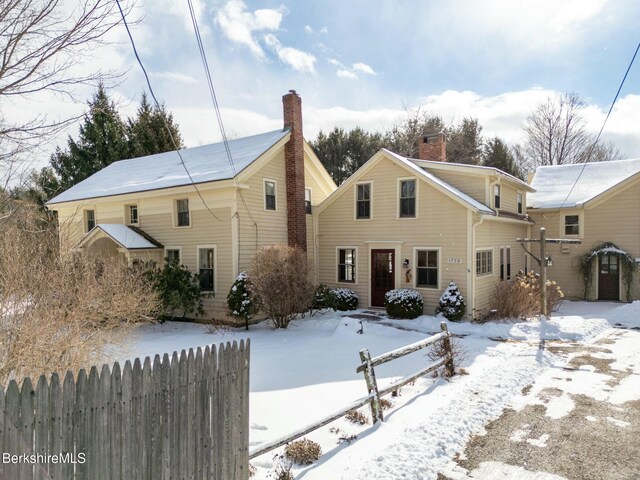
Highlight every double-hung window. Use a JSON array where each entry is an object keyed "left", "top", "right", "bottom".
[
  {"left": 356, "top": 183, "right": 371, "bottom": 219},
  {"left": 85, "top": 210, "right": 96, "bottom": 232},
  {"left": 128, "top": 204, "right": 139, "bottom": 225},
  {"left": 198, "top": 247, "right": 215, "bottom": 292},
  {"left": 476, "top": 249, "right": 493, "bottom": 276},
  {"left": 494, "top": 185, "right": 501, "bottom": 209},
  {"left": 176, "top": 199, "right": 190, "bottom": 227},
  {"left": 500, "top": 246, "right": 511, "bottom": 280},
  {"left": 399, "top": 179, "right": 416, "bottom": 218},
  {"left": 517, "top": 193, "right": 523, "bottom": 214},
  {"left": 338, "top": 248, "right": 356, "bottom": 283},
  {"left": 564, "top": 215, "right": 579, "bottom": 235},
  {"left": 165, "top": 248, "right": 181, "bottom": 265},
  {"left": 416, "top": 250, "right": 438, "bottom": 288},
  {"left": 264, "top": 180, "right": 276, "bottom": 211}
]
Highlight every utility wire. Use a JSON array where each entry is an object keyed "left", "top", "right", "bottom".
[
  {"left": 185, "top": 0, "right": 258, "bottom": 231},
  {"left": 115, "top": 0, "right": 224, "bottom": 222},
  {"left": 557, "top": 42, "right": 640, "bottom": 211}
]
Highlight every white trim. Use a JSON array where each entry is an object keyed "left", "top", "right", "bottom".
[
  {"left": 173, "top": 197, "right": 192, "bottom": 228},
  {"left": 336, "top": 246, "right": 358, "bottom": 285},
  {"left": 263, "top": 178, "right": 277, "bottom": 212},
  {"left": 561, "top": 211, "right": 583, "bottom": 239},
  {"left": 367, "top": 243, "right": 402, "bottom": 308},
  {"left": 83, "top": 208, "right": 96, "bottom": 233},
  {"left": 125, "top": 203, "right": 139, "bottom": 226},
  {"left": 354, "top": 181, "right": 373, "bottom": 221},
  {"left": 475, "top": 247, "right": 495, "bottom": 277},
  {"left": 164, "top": 246, "right": 182, "bottom": 264},
  {"left": 413, "top": 246, "right": 441, "bottom": 290},
  {"left": 305, "top": 186, "right": 313, "bottom": 215},
  {"left": 397, "top": 177, "right": 419, "bottom": 219},
  {"left": 196, "top": 244, "right": 217, "bottom": 294},
  {"left": 517, "top": 192, "right": 523, "bottom": 215}
]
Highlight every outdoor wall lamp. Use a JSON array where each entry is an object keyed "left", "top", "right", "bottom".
[
  {"left": 403, "top": 259, "right": 410, "bottom": 268},
  {"left": 545, "top": 256, "right": 553, "bottom": 267}
]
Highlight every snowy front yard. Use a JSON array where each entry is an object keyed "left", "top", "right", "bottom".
[{"left": 117, "top": 301, "right": 639, "bottom": 479}]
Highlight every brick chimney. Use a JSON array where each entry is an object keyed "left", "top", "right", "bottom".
[
  {"left": 282, "top": 90, "right": 307, "bottom": 251},
  {"left": 418, "top": 133, "right": 447, "bottom": 161}
]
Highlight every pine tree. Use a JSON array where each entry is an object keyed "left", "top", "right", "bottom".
[
  {"left": 482, "top": 137, "right": 523, "bottom": 179},
  {"left": 126, "top": 92, "right": 184, "bottom": 158},
  {"left": 51, "top": 84, "right": 127, "bottom": 190},
  {"left": 445, "top": 118, "right": 484, "bottom": 165}
]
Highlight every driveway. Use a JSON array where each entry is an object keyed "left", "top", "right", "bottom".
[{"left": 440, "top": 328, "right": 640, "bottom": 480}]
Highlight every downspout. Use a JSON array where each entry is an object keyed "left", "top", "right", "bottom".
[{"left": 470, "top": 211, "right": 486, "bottom": 320}]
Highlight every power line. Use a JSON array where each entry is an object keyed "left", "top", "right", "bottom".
[
  {"left": 114, "top": 0, "right": 224, "bottom": 222},
  {"left": 185, "top": 0, "right": 259, "bottom": 233},
  {"left": 557, "top": 42, "right": 640, "bottom": 211}
]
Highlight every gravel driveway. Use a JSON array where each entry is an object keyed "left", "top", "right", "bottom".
[{"left": 439, "top": 328, "right": 640, "bottom": 480}]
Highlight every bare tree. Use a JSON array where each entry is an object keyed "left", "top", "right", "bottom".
[
  {"left": 384, "top": 106, "right": 445, "bottom": 158},
  {"left": 0, "top": 0, "right": 132, "bottom": 192},
  {"left": 523, "top": 92, "right": 622, "bottom": 170}
]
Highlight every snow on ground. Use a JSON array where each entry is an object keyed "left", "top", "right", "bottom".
[{"left": 118, "top": 300, "right": 635, "bottom": 479}]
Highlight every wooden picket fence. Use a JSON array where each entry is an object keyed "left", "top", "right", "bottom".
[
  {"left": 0, "top": 340, "right": 250, "bottom": 480},
  {"left": 249, "top": 322, "right": 453, "bottom": 460}
]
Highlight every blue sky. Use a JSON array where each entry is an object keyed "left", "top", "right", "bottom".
[{"left": 9, "top": 0, "right": 640, "bottom": 165}]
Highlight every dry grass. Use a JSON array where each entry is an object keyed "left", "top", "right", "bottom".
[
  {"left": 346, "top": 409, "right": 369, "bottom": 425},
  {"left": 380, "top": 398, "right": 393, "bottom": 410},
  {"left": 489, "top": 270, "right": 564, "bottom": 320},
  {"left": 284, "top": 438, "right": 322, "bottom": 465},
  {"left": 0, "top": 204, "right": 159, "bottom": 385},
  {"left": 250, "top": 245, "right": 315, "bottom": 329}
]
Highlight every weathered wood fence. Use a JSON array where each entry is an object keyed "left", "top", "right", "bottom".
[
  {"left": 249, "top": 322, "right": 453, "bottom": 459},
  {"left": 0, "top": 340, "right": 250, "bottom": 480}
]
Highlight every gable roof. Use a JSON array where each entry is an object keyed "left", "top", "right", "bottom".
[
  {"left": 316, "top": 148, "right": 495, "bottom": 216},
  {"left": 47, "top": 128, "right": 290, "bottom": 205},
  {"left": 528, "top": 158, "right": 640, "bottom": 209},
  {"left": 77, "top": 224, "right": 163, "bottom": 250},
  {"left": 410, "top": 158, "right": 534, "bottom": 191}
]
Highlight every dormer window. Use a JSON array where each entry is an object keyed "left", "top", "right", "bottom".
[{"left": 494, "top": 185, "right": 501, "bottom": 209}]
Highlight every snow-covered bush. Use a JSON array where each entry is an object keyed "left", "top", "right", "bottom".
[
  {"left": 436, "top": 282, "right": 466, "bottom": 321},
  {"left": 226, "top": 272, "right": 257, "bottom": 329},
  {"left": 327, "top": 287, "right": 359, "bottom": 311},
  {"left": 384, "top": 288, "right": 424, "bottom": 319},
  {"left": 310, "top": 283, "right": 331, "bottom": 312}
]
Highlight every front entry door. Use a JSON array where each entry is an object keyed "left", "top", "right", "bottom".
[
  {"left": 598, "top": 254, "right": 620, "bottom": 300},
  {"left": 371, "top": 249, "right": 395, "bottom": 307}
]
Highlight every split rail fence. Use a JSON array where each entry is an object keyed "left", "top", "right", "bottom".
[
  {"left": 0, "top": 340, "right": 250, "bottom": 480},
  {"left": 249, "top": 322, "right": 454, "bottom": 460}
]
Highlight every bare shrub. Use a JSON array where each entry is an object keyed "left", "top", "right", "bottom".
[
  {"left": 269, "top": 454, "right": 293, "bottom": 480},
  {"left": 0, "top": 204, "right": 159, "bottom": 384},
  {"left": 489, "top": 270, "right": 564, "bottom": 320},
  {"left": 250, "top": 245, "right": 314, "bottom": 329},
  {"left": 284, "top": 438, "right": 322, "bottom": 465},
  {"left": 380, "top": 398, "right": 393, "bottom": 411},
  {"left": 427, "top": 337, "right": 468, "bottom": 378},
  {"left": 329, "top": 427, "right": 357, "bottom": 444},
  {"left": 346, "top": 409, "right": 368, "bottom": 425}
]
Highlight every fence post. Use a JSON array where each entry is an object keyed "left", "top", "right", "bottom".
[
  {"left": 359, "top": 349, "right": 383, "bottom": 423},
  {"left": 440, "top": 322, "right": 455, "bottom": 377}
]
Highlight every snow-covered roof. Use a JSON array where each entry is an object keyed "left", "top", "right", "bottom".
[
  {"left": 528, "top": 158, "right": 640, "bottom": 209},
  {"left": 78, "top": 224, "right": 162, "bottom": 250},
  {"left": 47, "top": 128, "right": 290, "bottom": 204},
  {"left": 384, "top": 150, "right": 495, "bottom": 215}
]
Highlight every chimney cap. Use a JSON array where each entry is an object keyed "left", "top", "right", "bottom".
[
  {"left": 288, "top": 89, "right": 298, "bottom": 95},
  {"left": 423, "top": 132, "right": 445, "bottom": 143}
]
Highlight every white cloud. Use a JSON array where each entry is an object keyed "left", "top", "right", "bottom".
[
  {"left": 352, "top": 62, "right": 376, "bottom": 75},
  {"left": 327, "top": 58, "right": 342, "bottom": 67},
  {"left": 304, "top": 25, "right": 313, "bottom": 34},
  {"left": 319, "top": 27, "right": 328, "bottom": 35},
  {"left": 215, "top": 0, "right": 283, "bottom": 59},
  {"left": 263, "top": 34, "right": 316, "bottom": 74},
  {"left": 336, "top": 69, "right": 358, "bottom": 80},
  {"left": 150, "top": 71, "right": 199, "bottom": 84}
]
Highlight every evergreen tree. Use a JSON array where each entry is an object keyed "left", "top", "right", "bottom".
[
  {"left": 482, "top": 137, "right": 523, "bottom": 179},
  {"left": 16, "top": 167, "right": 62, "bottom": 208},
  {"left": 126, "top": 92, "right": 184, "bottom": 158},
  {"left": 383, "top": 108, "right": 445, "bottom": 158},
  {"left": 50, "top": 84, "right": 127, "bottom": 190},
  {"left": 445, "top": 117, "right": 483, "bottom": 165}
]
